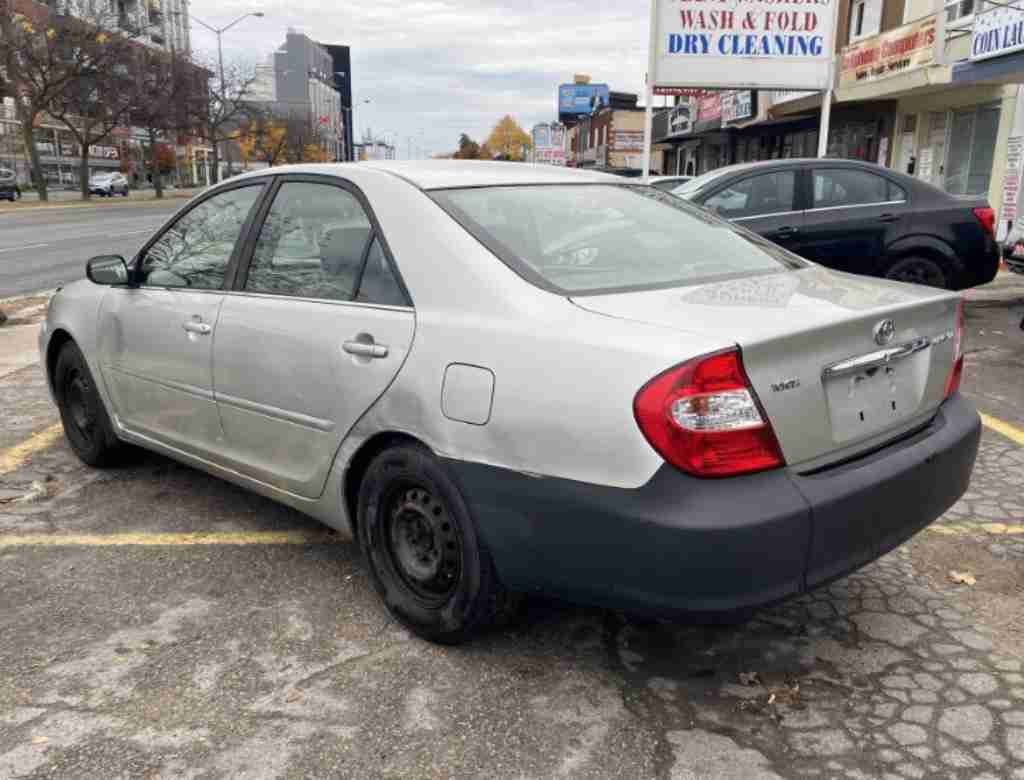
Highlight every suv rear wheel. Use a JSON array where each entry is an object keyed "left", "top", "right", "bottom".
[{"left": 883, "top": 255, "right": 950, "bottom": 289}]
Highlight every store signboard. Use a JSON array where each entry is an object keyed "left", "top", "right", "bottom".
[
  {"left": 971, "top": 2, "right": 1024, "bottom": 62},
  {"left": 649, "top": 0, "right": 837, "bottom": 91},
  {"left": 612, "top": 130, "right": 645, "bottom": 152},
  {"left": 668, "top": 103, "right": 692, "bottom": 136},
  {"left": 839, "top": 15, "right": 936, "bottom": 88},
  {"left": 721, "top": 90, "right": 755, "bottom": 123},
  {"left": 771, "top": 89, "right": 815, "bottom": 106}
]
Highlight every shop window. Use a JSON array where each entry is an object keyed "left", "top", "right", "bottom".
[{"left": 944, "top": 103, "right": 1000, "bottom": 196}]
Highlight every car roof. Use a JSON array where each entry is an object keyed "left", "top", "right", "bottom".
[{"left": 224, "top": 161, "right": 624, "bottom": 191}]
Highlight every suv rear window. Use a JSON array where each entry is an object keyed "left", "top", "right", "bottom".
[{"left": 430, "top": 184, "right": 805, "bottom": 295}]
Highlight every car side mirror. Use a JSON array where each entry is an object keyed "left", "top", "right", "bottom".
[{"left": 86, "top": 255, "right": 129, "bottom": 285}]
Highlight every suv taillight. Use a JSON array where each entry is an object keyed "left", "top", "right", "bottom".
[
  {"left": 633, "top": 349, "right": 785, "bottom": 478},
  {"left": 944, "top": 299, "right": 965, "bottom": 398},
  {"left": 973, "top": 206, "right": 995, "bottom": 239}
]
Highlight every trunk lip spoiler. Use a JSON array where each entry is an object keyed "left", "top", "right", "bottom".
[{"left": 821, "top": 333, "right": 950, "bottom": 380}]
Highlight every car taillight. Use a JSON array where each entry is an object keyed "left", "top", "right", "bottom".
[
  {"left": 973, "top": 206, "right": 995, "bottom": 239},
  {"left": 633, "top": 349, "right": 785, "bottom": 478},
  {"left": 944, "top": 299, "right": 965, "bottom": 398}
]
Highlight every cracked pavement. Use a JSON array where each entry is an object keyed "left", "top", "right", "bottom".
[{"left": 0, "top": 275, "right": 1021, "bottom": 779}]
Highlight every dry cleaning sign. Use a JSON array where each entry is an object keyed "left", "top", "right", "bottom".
[{"left": 651, "top": 0, "right": 837, "bottom": 91}]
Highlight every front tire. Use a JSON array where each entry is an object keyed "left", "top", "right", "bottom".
[
  {"left": 54, "top": 342, "right": 123, "bottom": 467},
  {"left": 357, "top": 444, "right": 508, "bottom": 644}
]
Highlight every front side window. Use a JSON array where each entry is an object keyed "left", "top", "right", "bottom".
[
  {"left": 813, "top": 169, "right": 889, "bottom": 208},
  {"left": 245, "top": 182, "right": 372, "bottom": 301},
  {"left": 140, "top": 185, "right": 262, "bottom": 289},
  {"left": 704, "top": 171, "right": 796, "bottom": 218},
  {"left": 431, "top": 184, "right": 805, "bottom": 295}
]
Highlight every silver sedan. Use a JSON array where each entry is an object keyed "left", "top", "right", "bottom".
[{"left": 40, "top": 162, "right": 980, "bottom": 643}]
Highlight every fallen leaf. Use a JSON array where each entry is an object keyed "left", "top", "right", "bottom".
[
  {"left": 738, "top": 671, "right": 761, "bottom": 686},
  {"left": 286, "top": 690, "right": 302, "bottom": 703},
  {"left": 949, "top": 570, "right": 977, "bottom": 586},
  {"left": 31, "top": 736, "right": 48, "bottom": 745}
]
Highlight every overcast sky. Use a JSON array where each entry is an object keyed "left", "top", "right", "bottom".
[{"left": 188, "top": 0, "right": 661, "bottom": 158}]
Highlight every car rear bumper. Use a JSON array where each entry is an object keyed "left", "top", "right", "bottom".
[{"left": 444, "top": 394, "right": 980, "bottom": 616}]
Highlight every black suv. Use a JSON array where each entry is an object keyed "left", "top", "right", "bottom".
[
  {"left": 0, "top": 169, "right": 20, "bottom": 202},
  {"left": 671, "top": 159, "right": 999, "bottom": 290}
]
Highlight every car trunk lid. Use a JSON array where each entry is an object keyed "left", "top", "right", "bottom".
[{"left": 572, "top": 266, "right": 961, "bottom": 469}]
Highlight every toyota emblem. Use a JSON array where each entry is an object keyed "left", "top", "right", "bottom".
[{"left": 874, "top": 319, "right": 896, "bottom": 346}]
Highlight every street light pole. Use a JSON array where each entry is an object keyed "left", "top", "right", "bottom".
[{"left": 188, "top": 11, "right": 265, "bottom": 178}]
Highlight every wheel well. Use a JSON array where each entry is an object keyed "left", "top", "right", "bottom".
[
  {"left": 46, "top": 329, "right": 74, "bottom": 394},
  {"left": 343, "top": 431, "right": 429, "bottom": 539}
]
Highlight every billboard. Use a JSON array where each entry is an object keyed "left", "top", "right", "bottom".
[
  {"left": 558, "top": 84, "right": 610, "bottom": 116},
  {"left": 649, "top": 0, "right": 838, "bottom": 91}
]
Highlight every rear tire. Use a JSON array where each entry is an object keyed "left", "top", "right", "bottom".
[
  {"left": 357, "top": 444, "right": 509, "bottom": 644},
  {"left": 883, "top": 255, "right": 951, "bottom": 289},
  {"left": 54, "top": 342, "right": 124, "bottom": 467}
]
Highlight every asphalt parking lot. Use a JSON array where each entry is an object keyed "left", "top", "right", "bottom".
[{"left": 0, "top": 276, "right": 1022, "bottom": 779}]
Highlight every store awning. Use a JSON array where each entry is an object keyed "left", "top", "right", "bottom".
[
  {"left": 952, "top": 49, "right": 1024, "bottom": 85},
  {"left": 835, "top": 64, "right": 954, "bottom": 103}
]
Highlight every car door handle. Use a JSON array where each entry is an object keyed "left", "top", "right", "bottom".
[
  {"left": 182, "top": 321, "right": 212, "bottom": 335},
  {"left": 879, "top": 213, "right": 900, "bottom": 223},
  {"left": 772, "top": 226, "right": 799, "bottom": 238},
  {"left": 343, "top": 340, "right": 388, "bottom": 358}
]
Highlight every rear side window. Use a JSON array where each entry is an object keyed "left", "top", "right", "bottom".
[
  {"left": 430, "top": 184, "right": 805, "bottom": 295},
  {"left": 245, "top": 182, "right": 372, "bottom": 301},
  {"left": 813, "top": 169, "right": 890, "bottom": 208},
  {"left": 704, "top": 171, "right": 796, "bottom": 218},
  {"left": 888, "top": 181, "right": 908, "bottom": 201}
]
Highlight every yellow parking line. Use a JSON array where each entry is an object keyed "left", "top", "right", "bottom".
[
  {"left": 0, "top": 531, "right": 345, "bottom": 548},
  {"left": 979, "top": 412, "right": 1024, "bottom": 446},
  {"left": 0, "top": 423, "right": 64, "bottom": 475},
  {"left": 928, "top": 523, "right": 1024, "bottom": 536}
]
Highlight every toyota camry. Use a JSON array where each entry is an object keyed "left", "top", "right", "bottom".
[{"left": 40, "top": 162, "right": 980, "bottom": 643}]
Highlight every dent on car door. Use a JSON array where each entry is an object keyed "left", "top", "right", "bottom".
[
  {"left": 212, "top": 178, "right": 415, "bottom": 499},
  {"left": 97, "top": 184, "right": 264, "bottom": 455},
  {"left": 798, "top": 168, "right": 909, "bottom": 274},
  {"left": 703, "top": 170, "right": 804, "bottom": 254}
]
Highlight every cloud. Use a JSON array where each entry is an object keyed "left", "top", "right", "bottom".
[{"left": 188, "top": 0, "right": 654, "bottom": 156}]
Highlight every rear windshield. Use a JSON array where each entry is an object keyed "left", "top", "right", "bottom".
[{"left": 430, "top": 184, "right": 805, "bottom": 295}]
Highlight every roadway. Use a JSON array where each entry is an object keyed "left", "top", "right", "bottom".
[{"left": 0, "top": 199, "right": 187, "bottom": 297}]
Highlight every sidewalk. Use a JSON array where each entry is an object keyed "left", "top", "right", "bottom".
[{"left": 0, "top": 324, "right": 41, "bottom": 378}]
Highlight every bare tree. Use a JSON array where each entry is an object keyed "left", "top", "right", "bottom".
[{"left": 190, "top": 55, "right": 261, "bottom": 184}]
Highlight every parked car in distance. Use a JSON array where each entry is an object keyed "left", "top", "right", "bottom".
[
  {"left": 1002, "top": 229, "right": 1024, "bottom": 275},
  {"left": 88, "top": 172, "right": 130, "bottom": 197},
  {"left": 649, "top": 175, "right": 692, "bottom": 192},
  {"left": 671, "top": 159, "right": 999, "bottom": 290},
  {"left": 0, "top": 168, "right": 20, "bottom": 202},
  {"left": 41, "top": 161, "right": 980, "bottom": 644}
]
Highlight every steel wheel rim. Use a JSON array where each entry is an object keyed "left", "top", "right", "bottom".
[
  {"left": 65, "top": 370, "right": 96, "bottom": 443},
  {"left": 385, "top": 485, "right": 462, "bottom": 605}
]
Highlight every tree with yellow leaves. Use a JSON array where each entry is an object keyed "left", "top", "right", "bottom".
[{"left": 485, "top": 116, "right": 532, "bottom": 161}]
